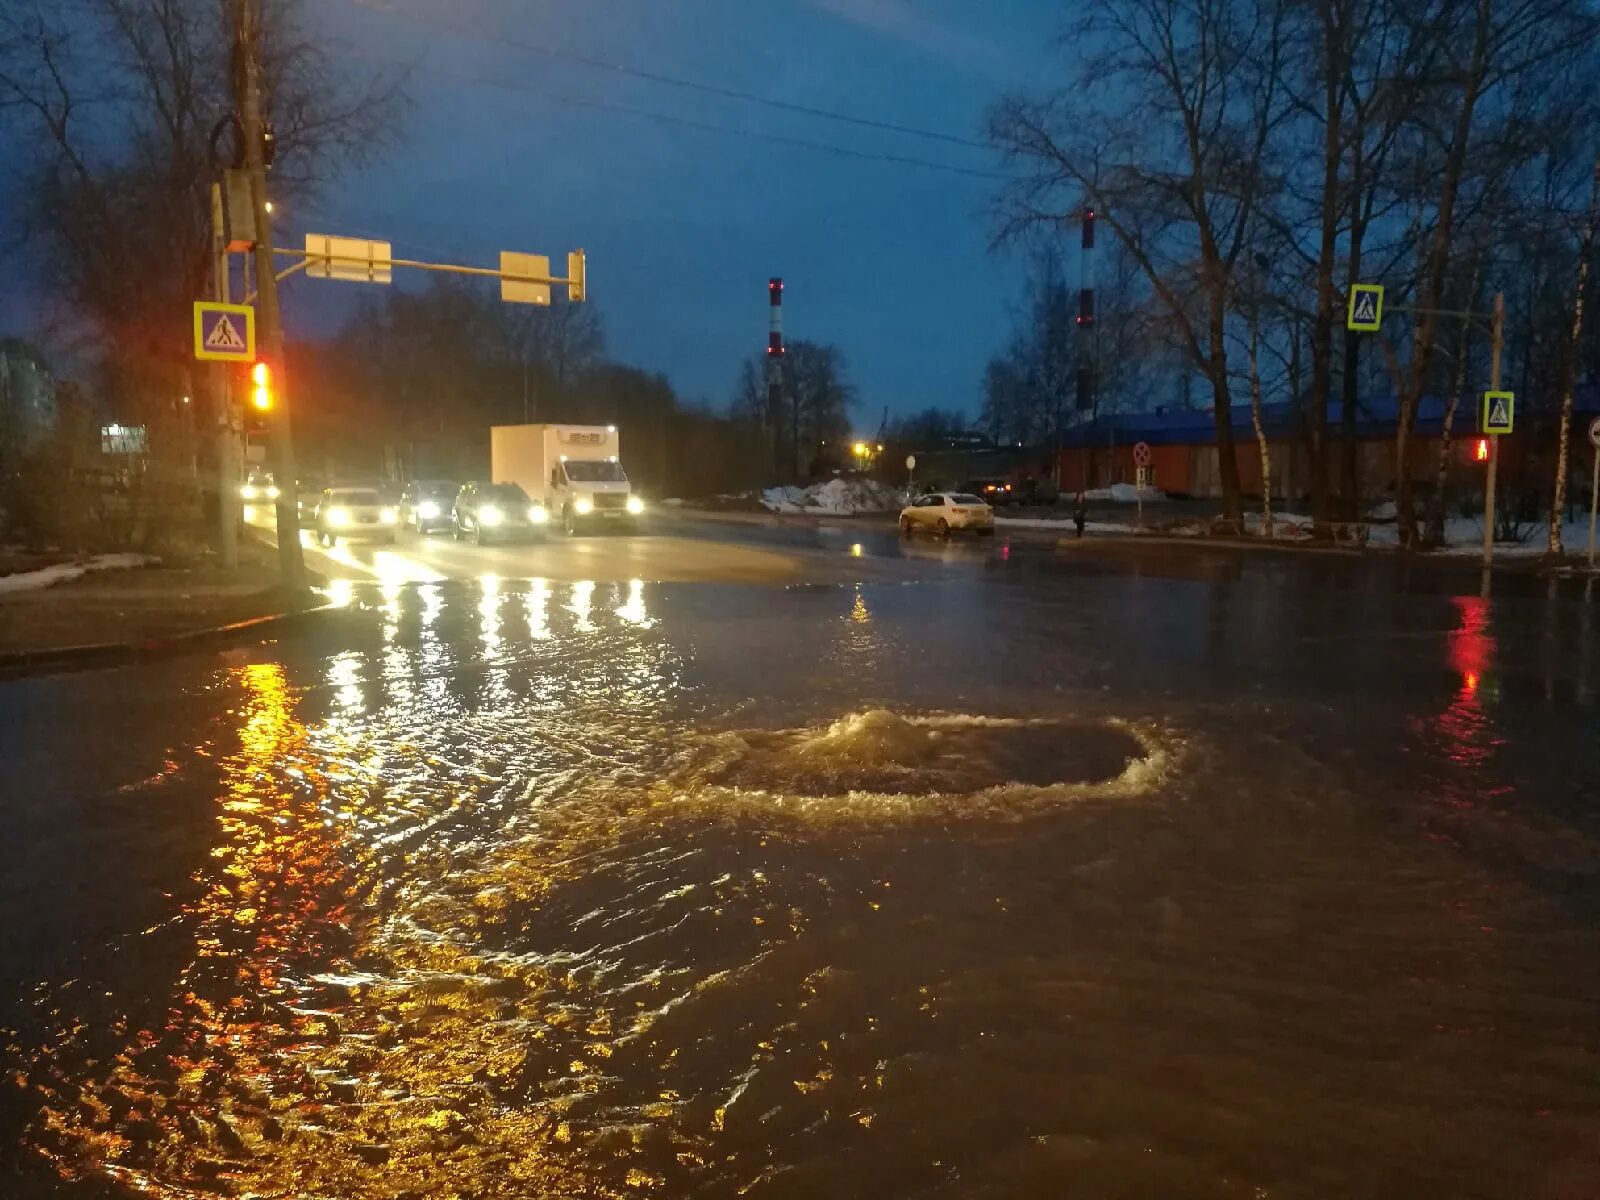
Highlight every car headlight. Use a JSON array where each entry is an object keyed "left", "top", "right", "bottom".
[
  {"left": 626, "top": 495, "right": 645, "bottom": 516},
  {"left": 479, "top": 505, "right": 503, "bottom": 526},
  {"left": 418, "top": 500, "right": 441, "bottom": 520},
  {"left": 380, "top": 507, "right": 398, "bottom": 524},
  {"left": 328, "top": 507, "right": 351, "bottom": 527},
  {"left": 574, "top": 497, "right": 594, "bottom": 516},
  {"left": 239, "top": 484, "right": 258, "bottom": 500},
  {"left": 265, "top": 485, "right": 281, "bottom": 500},
  {"left": 528, "top": 504, "right": 549, "bottom": 524}
]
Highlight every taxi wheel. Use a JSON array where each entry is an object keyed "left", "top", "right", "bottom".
[
  {"left": 900, "top": 518, "right": 913, "bottom": 537},
  {"left": 936, "top": 518, "right": 949, "bottom": 537}
]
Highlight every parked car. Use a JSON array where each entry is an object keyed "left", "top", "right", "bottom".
[
  {"left": 899, "top": 492, "right": 995, "bottom": 537},
  {"left": 963, "top": 478, "right": 1017, "bottom": 507},
  {"left": 398, "top": 479, "right": 459, "bottom": 534},
  {"left": 452, "top": 481, "right": 549, "bottom": 545},
  {"left": 312, "top": 486, "right": 397, "bottom": 546}
]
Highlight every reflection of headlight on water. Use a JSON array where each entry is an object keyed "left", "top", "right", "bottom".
[
  {"left": 417, "top": 501, "right": 441, "bottom": 520},
  {"left": 574, "top": 497, "right": 594, "bottom": 516},
  {"left": 528, "top": 505, "right": 549, "bottom": 524},
  {"left": 328, "top": 507, "right": 351, "bottom": 527},
  {"left": 380, "top": 507, "right": 398, "bottom": 524},
  {"left": 479, "top": 505, "right": 503, "bottom": 526},
  {"left": 626, "top": 495, "right": 645, "bottom": 515}
]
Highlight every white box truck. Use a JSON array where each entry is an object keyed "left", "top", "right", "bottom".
[{"left": 490, "top": 423, "right": 643, "bottom": 535}]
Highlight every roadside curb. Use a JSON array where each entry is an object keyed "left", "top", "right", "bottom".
[{"left": 0, "top": 599, "right": 344, "bottom": 680}]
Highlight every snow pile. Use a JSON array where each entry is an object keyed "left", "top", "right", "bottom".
[
  {"left": 1084, "top": 483, "right": 1166, "bottom": 502},
  {"left": 1367, "top": 500, "right": 1398, "bottom": 520},
  {"left": 0, "top": 552, "right": 157, "bottom": 595},
  {"left": 1243, "top": 511, "right": 1314, "bottom": 539},
  {"left": 659, "top": 498, "right": 686, "bottom": 507},
  {"left": 761, "top": 478, "right": 902, "bottom": 515},
  {"left": 995, "top": 517, "right": 1136, "bottom": 535}
]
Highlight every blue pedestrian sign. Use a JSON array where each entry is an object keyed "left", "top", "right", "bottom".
[
  {"left": 193, "top": 301, "right": 255, "bottom": 362},
  {"left": 1346, "top": 283, "right": 1384, "bottom": 333},
  {"left": 1481, "top": 390, "right": 1514, "bottom": 436}
]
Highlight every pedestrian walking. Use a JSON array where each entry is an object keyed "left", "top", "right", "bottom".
[{"left": 1073, "top": 490, "right": 1087, "bottom": 539}]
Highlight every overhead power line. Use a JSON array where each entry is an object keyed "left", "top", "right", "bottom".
[
  {"left": 346, "top": 0, "right": 993, "bottom": 153},
  {"left": 340, "top": 45, "right": 1012, "bottom": 181}
]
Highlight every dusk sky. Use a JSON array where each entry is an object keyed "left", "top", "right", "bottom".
[
  {"left": 0, "top": 1, "right": 1071, "bottom": 423},
  {"left": 289, "top": 0, "right": 1066, "bottom": 424}
]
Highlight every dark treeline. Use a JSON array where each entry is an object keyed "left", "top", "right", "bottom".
[{"left": 294, "top": 281, "right": 768, "bottom": 500}]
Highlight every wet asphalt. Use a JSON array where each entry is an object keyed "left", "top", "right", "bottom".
[{"left": 3, "top": 517, "right": 1599, "bottom": 1199}]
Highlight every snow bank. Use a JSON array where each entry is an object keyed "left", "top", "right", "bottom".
[
  {"left": 0, "top": 553, "right": 157, "bottom": 595},
  {"left": 761, "top": 478, "right": 902, "bottom": 515},
  {"left": 994, "top": 517, "right": 1133, "bottom": 534},
  {"left": 1083, "top": 483, "right": 1166, "bottom": 502}
]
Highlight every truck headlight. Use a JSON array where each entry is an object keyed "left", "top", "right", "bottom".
[
  {"left": 418, "top": 501, "right": 441, "bottom": 520},
  {"left": 239, "top": 484, "right": 258, "bottom": 500},
  {"left": 380, "top": 507, "right": 398, "bottom": 525},
  {"left": 574, "top": 497, "right": 594, "bottom": 516},
  {"left": 265, "top": 485, "right": 281, "bottom": 500},
  {"left": 479, "top": 505, "right": 503, "bottom": 526},
  {"left": 328, "top": 507, "right": 351, "bottom": 527},
  {"left": 528, "top": 504, "right": 549, "bottom": 524},
  {"left": 626, "top": 496, "right": 645, "bottom": 515}
]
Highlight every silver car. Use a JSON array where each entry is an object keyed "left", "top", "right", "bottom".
[
  {"left": 312, "top": 486, "right": 398, "bottom": 546},
  {"left": 899, "top": 492, "right": 995, "bottom": 538}
]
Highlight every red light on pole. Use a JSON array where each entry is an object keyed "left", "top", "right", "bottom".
[
  {"left": 1474, "top": 437, "right": 1490, "bottom": 463},
  {"left": 251, "top": 361, "right": 273, "bottom": 411}
]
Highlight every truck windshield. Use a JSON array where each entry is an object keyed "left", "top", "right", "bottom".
[{"left": 564, "top": 460, "right": 627, "bottom": 483}]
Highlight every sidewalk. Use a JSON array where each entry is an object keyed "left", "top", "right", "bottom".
[{"left": 0, "top": 537, "right": 326, "bottom": 668}]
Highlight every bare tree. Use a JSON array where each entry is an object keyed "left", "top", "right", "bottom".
[
  {"left": 0, "top": 0, "right": 402, "bottom": 547},
  {"left": 990, "top": 0, "right": 1293, "bottom": 521},
  {"left": 1548, "top": 161, "right": 1600, "bottom": 554}
]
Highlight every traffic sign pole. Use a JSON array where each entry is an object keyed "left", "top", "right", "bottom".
[
  {"left": 1483, "top": 293, "right": 1504, "bottom": 573},
  {"left": 211, "top": 182, "right": 237, "bottom": 570}
]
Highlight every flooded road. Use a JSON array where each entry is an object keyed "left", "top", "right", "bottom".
[{"left": 3, "top": 549, "right": 1600, "bottom": 1198}]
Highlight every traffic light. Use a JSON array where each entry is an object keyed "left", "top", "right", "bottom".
[
  {"left": 250, "top": 361, "right": 272, "bottom": 412},
  {"left": 1474, "top": 437, "right": 1490, "bottom": 463},
  {"left": 567, "top": 249, "right": 586, "bottom": 303}
]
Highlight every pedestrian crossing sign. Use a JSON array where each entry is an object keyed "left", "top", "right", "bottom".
[
  {"left": 1481, "top": 390, "right": 1514, "bottom": 436},
  {"left": 193, "top": 301, "right": 255, "bottom": 362},
  {"left": 1346, "top": 283, "right": 1384, "bottom": 333}
]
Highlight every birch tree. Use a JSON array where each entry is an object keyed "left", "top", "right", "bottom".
[{"left": 989, "top": 0, "right": 1293, "bottom": 522}]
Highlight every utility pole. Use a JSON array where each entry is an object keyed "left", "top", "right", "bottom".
[
  {"left": 1076, "top": 206, "right": 1097, "bottom": 488},
  {"left": 231, "top": 0, "right": 305, "bottom": 592},
  {"left": 1482, "top": 291, "right": 1504, "bottom": 570},
  {"left": 768, "top": 278, "right": 787, "bottom": 478},
  {"left": 210, "top": 181, "right": 238, "bottom": 568}
]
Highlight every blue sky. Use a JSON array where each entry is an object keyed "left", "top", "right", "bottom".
[
  {"left": 296, "top": 0, "right": 1062, "bottom": 420},
  {"left": 0, "top": 0, "right": 1064, "bottom": 423}
]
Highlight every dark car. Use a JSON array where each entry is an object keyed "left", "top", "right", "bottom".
[
  {"left": 398, "top": 479, "right": 459, "bottom": 534},
  {"left": 452, "top": 481, "right": 549, "bottom": 545},
  {"left": 963, "top": 478, "right": 1017, "bottom": 507}
]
